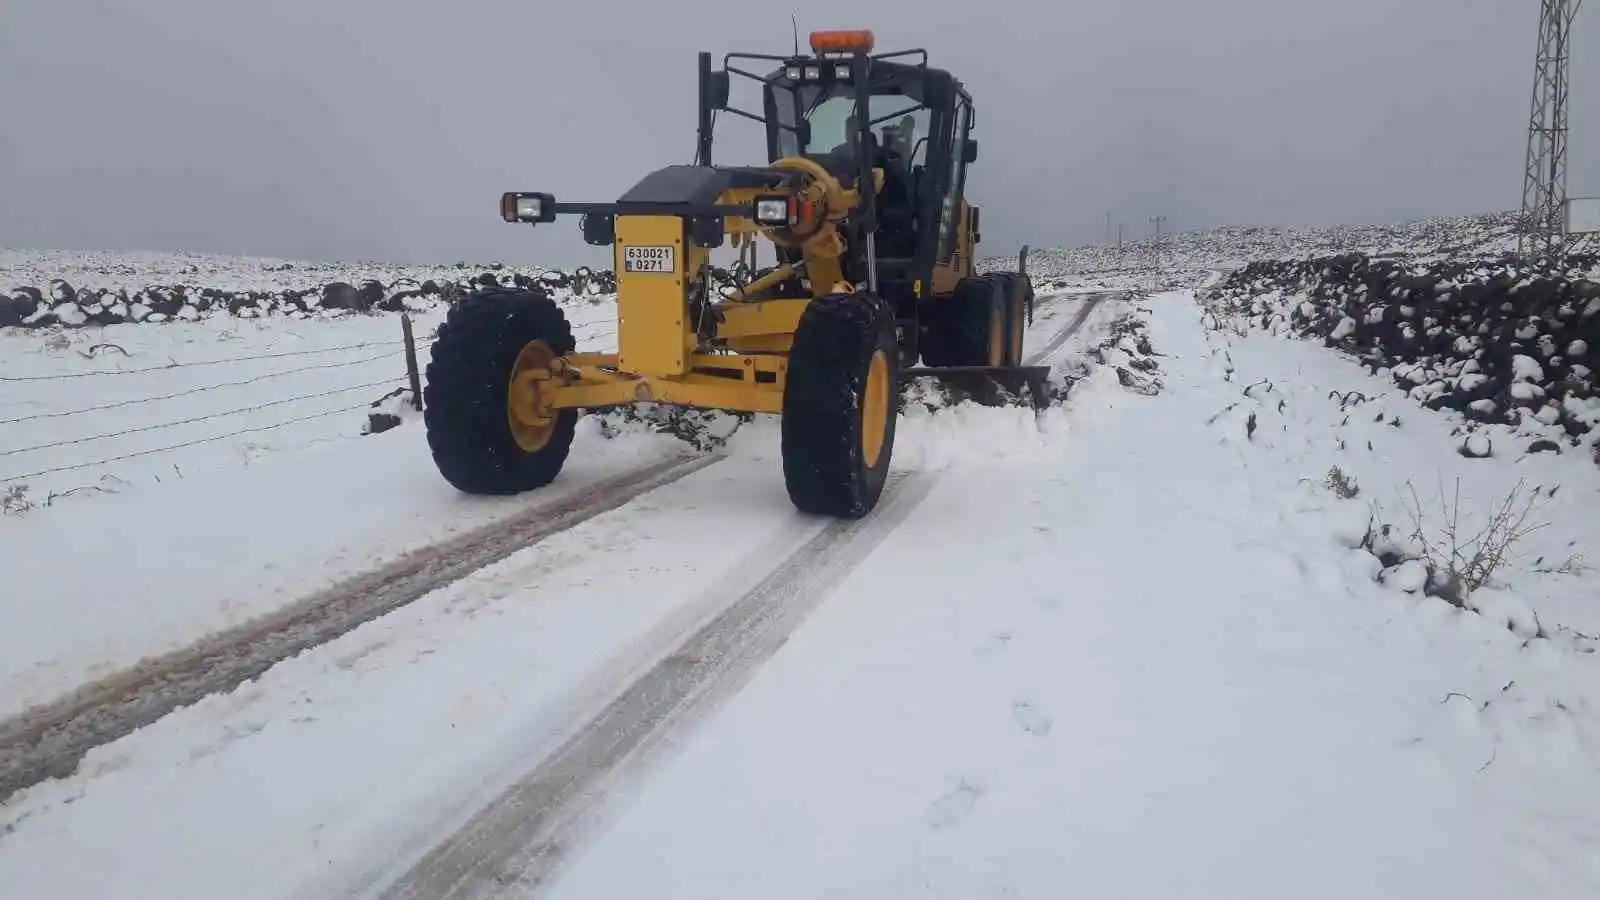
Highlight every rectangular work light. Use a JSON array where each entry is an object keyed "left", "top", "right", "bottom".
[
  {"left": 501, "top": 191, "right": 557, "bottom": 224},
  {"left": 754, "top": 195, "right": 793, "bottom": 226}
]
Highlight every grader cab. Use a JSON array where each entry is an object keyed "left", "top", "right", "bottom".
[{"left": 423, "top": 29, "right": 1041, "bottom": 519}]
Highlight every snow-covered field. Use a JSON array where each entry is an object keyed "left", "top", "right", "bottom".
[
  {"left": 0, "top": 295, "right": 625, "bottom": 718},
  {"left": 0, "top": 248, "right": 584, "bottom": 297},
  {"left": 0, "top": 264, "right": 1087, "bottom": 722},
  {"left": 1, "top": 214, "right": 1599, "bottom": 899}
]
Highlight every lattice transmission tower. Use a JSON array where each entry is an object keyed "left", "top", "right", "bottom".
[{"left": 1519, "top": 0, "right": 1586, "bottom": 261}]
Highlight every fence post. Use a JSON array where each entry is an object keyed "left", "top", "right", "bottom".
[{"left": 401, "top": 313, "right": 424, "bottom": 411}]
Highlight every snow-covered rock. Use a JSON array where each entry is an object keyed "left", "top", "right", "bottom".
[{"left": 1203, "top": 249, "right": 1600, "bottom": 458}]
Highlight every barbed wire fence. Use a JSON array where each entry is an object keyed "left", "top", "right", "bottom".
[{"left": 0, "top": 308, "right": 620, "bottom": 508}]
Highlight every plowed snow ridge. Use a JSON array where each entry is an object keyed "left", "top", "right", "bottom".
[{"left": 0, "top": 453, "right": 719, "bottom": 803}]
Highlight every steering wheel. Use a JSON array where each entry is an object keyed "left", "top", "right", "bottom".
[{"left": 770, "top": 155, "right": 849, "bottom": 213}]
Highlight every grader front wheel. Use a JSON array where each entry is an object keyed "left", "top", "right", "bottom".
[
  {"left": 781, "top": 291, "right": 900, "bottom": 518},
  {"left": 423, "top": 288, "right": 578, "bottom": 495}
]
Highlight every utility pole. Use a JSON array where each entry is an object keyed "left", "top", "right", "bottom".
[
  {"left": 1148, "top": 215, "right": 1167, "bottom": 292},
  {"left": 1518, "top": 0, "right": 1585, "bottom": 262}
]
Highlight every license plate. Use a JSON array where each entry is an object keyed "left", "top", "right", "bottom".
[{"left": 623, "top": 245, "right": 675, "bottom": 273}]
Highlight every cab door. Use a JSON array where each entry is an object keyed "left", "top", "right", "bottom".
[{"left": 930, "top": 96, "right": 974, "bottom": 294}]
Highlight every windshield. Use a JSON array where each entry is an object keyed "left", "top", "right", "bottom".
[{"left": 775, "top": 84, "right": 931, "bottom": 166}]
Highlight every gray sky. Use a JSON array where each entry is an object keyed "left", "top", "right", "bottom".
[{"left": 2, "top": 0, "right": 1597, "bottom": 268}]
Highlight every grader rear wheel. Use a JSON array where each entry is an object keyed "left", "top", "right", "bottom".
[
  {"left": 990, "top": 272, "right": 1030, "bottom": 366},
  {"left": 423, "top": 288, "right": 578, "bottom": 495},
  {"left": 921, "top": 275, "right": 1001, "bottom": 367},
  {"left": 781, "top": 291, "right": 899, "bottom": 518}
]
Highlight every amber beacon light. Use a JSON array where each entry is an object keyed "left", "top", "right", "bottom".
[{"left": 808, "top": 29, "right": 875, "bottom": 54}]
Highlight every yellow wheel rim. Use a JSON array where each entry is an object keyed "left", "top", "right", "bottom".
[
  {"left": 1009, "top": 296, "right": 1025, "bottom": 364},
  {"left": 507, "top": 339, "right": 558, "bottom": 453},
  {"left": 861, "top": 348, "right": 891, "bottom": 468},
  {"left": 988, "top": 299, "right": 1006, "bottom": 367}
]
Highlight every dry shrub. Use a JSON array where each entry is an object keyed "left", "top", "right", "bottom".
[{"left": 1397, "top": 475, "right": 1549, "bottom": 606}]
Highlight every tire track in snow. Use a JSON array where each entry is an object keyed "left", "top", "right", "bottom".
[
  {"left": 373, "top": 471, "right": 937, "bottom": 900},
  {"left": 368, "top": 285, "right": 1116, "bottom": 900},
  {"left": 1023, "top": 290, "right": 1121, "bottom": 367},
  {"left": 0, "top": 452, "right": 722, "bottom": 805}
]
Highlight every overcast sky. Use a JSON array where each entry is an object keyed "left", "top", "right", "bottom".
[{"left": 2, "top": 0, "right": 1597, "bottom": 268}]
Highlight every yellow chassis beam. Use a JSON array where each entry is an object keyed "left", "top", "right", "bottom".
[{"left": 536, "top": 352, "right": 788, "bottom": 414}]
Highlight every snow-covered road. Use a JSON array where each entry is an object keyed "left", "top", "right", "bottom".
[
  {"left": 2, "top": 287, "right": 1598, "bottom": 900},
  {"left": 535, "top": 294, "right": 1600, "bottom": 900}
]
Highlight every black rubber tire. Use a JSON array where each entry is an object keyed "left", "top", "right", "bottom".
[
  {"left": 990, "top": 272, "right": 1033, "bottom": 366},
  {"left": 1015, "top": 274, "right": 1035, "bottom": 362},
  {"left": 921, "top": 275, "right": 1001, "bottom": 367},
  {"left": 781, "top": 292, "right": 900, "bottom": 518},
  {"left": 423, "top": 287, "right": 578, "bottom": 495}
]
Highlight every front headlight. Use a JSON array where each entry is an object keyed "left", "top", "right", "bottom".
[
  {"left": 515, "top": 196, "right": 543, "bottom": 221},
  {"left": 755, "top": 197, "right": 790, "bottom": 225}
]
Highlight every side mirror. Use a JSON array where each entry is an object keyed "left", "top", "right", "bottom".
[
  {"left": 963, "top": 140, "right": 978, "bottom": 164},
  {"left": 971, "top": 206, "right": 981, "bottom": 243},
  {"left": 708, "top": 70, "right": 731, "bottom": 109}
]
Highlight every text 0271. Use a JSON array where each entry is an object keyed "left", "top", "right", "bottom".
[{"left": 623, "top": 245, "right": 675, "bottom": 273}]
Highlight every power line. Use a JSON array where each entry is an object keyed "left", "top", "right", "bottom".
[{"left": 1149, "top": 216, "right": 1167, "bottom": 291}]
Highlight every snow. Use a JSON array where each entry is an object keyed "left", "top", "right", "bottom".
[
  {"left": 983, "top": 209, "right": 1598, "bottom": 299},
  {"left": 0, "top": 302, "right": 597, "bottom": 495},
  {"left": 2, "top": 286, "right": 1598, "bottom": 899},
  {"left": 0, "top": 418, "right": 684, "bottom": 719},
  {"left": 0, "top": 248, "right": 565, "bottom": 296},
  {"left": 0, "top": 450, "right": 843, "bottom": 900},
  {"left": 1511, "top": 381, "right": 1545, "bottom": 402},
  {"left": 1389, "top": 558, "right": 1430, "bottom": 592},
  {"left": 0, "top": 294, "right": 629, "bottom": 718},
  {"left": 540, "top": 293, "right": 1600, "bottom": 900},
  {"left": 0, "top": 292, "right": 1111, "bottom": 900}
]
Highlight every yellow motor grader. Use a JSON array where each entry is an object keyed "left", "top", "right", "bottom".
[{"left": 423, "top": 29, "right": 1041, "bottom": 518}]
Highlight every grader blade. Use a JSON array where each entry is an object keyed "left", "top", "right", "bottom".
[{"left": 901, "top": 364, "right": 1055, "bottom": 409}]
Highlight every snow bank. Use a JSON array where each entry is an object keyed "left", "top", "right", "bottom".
[
  {"left": 1204, "top": 252, "right": 1600, "bottom": 466},
  {"left": 1190, "top": 291, "right": 1600, "bottom": 637}
]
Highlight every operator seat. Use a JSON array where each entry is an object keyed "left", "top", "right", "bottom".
[
  {"left": 818, "top": 120, "right": 917, "bottom": 257},
  {"left": 875, "top": 118, "right": 919, "bottom": 258}
]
